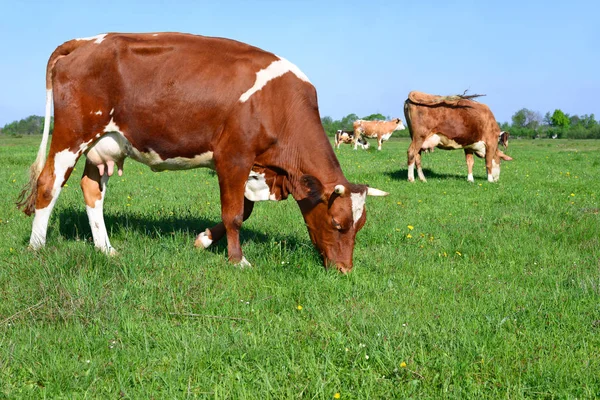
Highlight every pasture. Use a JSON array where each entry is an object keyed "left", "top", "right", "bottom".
[{"left": 1, "top": 135, "right": 599, "bottom": 398}]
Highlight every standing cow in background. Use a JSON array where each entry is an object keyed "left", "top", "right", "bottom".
[
  {"left": 353, "top": 118, "right": 405, "bottom": 151},
  {"left": 404, "top": 91, "right": 512, "bottom": 182},
  {"left": 334, "top": 130, "right": 369, "bottom": 149},
  {"left": 16, "top": 32, "right": 389, "bottom": 273}
]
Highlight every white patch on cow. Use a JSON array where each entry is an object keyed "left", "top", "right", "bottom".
[
  {"left": 408, "top": 163, "right": 415, "bottom": 181},
  {"left": 196, "top": 231, "right": 213, "bottom": 248},
  {"left": 491, "top": 159, "right": 500, "bottom": 182},
  {"left": 110, "top": 108, "right": 114, "bottom": 116},
  {"left": 30, "top": 149, "right": 78, "bottom": 249},
  {"left": 95, "top": 110, "right": 102, "bottom": 115},
  {"left": 469, "top": 141, "right": 486, "bottom": 158},
  {"left": 85, "top": 175, "right": 115, "bottom": 254},
  {"left": 30, "top": 200, "right": 57, "bottom": 249},
  {"left": 467, "top": 173, "right": 474, "bottom": 182},
  {"left": 244, "top": 171, "right": 275, "bottom": 201},
  {"left": 350, "top": 192, "right": 366, "bottom": 225},
  {"left": 104, "top": 118, "right": 122, "bottom": 134},
  {"left": 152, "top": 34, "right": 159, "bottom": 36},
  {"left": 397, "top": 121, "right": 406, "bottom": 130},
  {"left": 421, "top": 134, "right": 441, "bottom": 151},
  {"left": 53, "top": 150, "right": 78, "bottom": 196},
  {"left": 132, "top": 149, "right": 215, "bottom": 171},
  {"left": 76, "top": 33, "right": 107, "bottom": 44},
  {"left": 381, "top": 132, "right": 392, "bottom": 141},
  {"left": 239, "top": 57, "right": 311, "bottom": 103}
]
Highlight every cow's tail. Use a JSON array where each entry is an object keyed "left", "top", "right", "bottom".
[
  {"left": 17, "top": 39, "right": 91, "bottom": 215},
  {"left": 403, "top": 99, "right": 414, "bottom": 139}
]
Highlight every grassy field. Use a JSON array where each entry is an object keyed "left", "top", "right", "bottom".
[{"left": 1, "top": 134, "right": 599, "bottom": 398}]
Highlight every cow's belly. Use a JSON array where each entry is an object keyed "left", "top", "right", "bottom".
[
  {"left": 86, "top": 132, "right": 215, "bottom": 172},
  {"left": 381, "top": 132, "right": 392, "bottom": 141},
  {"left": 85, "top": 132, "right": 277, "bottom": 202},
  {"left": 421, "top": 134, "right": 486, "bottom": 157}
]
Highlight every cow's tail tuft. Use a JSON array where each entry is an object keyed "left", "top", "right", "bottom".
[{"left": 17, "top": 39, "right": 91, "bottom": 215}]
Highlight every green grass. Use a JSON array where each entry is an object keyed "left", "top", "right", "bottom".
[{"left": 1, "top": 135, "right": 599, "bottom": 399}]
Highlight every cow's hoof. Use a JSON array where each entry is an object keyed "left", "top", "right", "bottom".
[
  {"left": 236, "top": 256, "right": 252, "bottom": 268},
  {"left": 195, "top": 229, "right": 213, "bottom": 248}
]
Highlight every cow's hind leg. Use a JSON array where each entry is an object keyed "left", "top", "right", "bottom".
[
  {"left": 465, "top": 150, "right": 475, "bottom": 182},
  {"left": 81, "top": 160, "right": 115, "bottom": 254},
  {"left": 407, "top": 140, "right": 426, "bottom": 182},
  {"left": 195, "top": 197, "right": 254, "bottom": 251},
  {"left": 29, "top": 142, "right": 81, "bottom": 249}
]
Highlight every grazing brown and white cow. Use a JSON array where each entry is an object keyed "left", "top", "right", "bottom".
[
  {"left": 353, "top": 118, "right": 405, "bottom": 151},
  {"left": 404, "top": 91, "right": 513, "bottom": 182},
  {"left": 334, "top": 130, "right": 369, "bottom": 149},
  {"left": 17, "top": 32, "right": 388, "bottom": 273}
]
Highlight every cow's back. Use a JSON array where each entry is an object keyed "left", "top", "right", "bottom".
[{"left": 50, "top": 33, "right": 315, "bottom": 159}]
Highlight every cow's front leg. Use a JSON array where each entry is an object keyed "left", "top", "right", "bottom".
[
  {"left": 195, "top": 198, "right": 254, "bottom": 257},
  {"left": 202, "top": 159, "right": 254, "bottom": 266}
]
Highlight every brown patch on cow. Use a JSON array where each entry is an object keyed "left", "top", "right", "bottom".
[{"left": 80, "top": 162, "right": 104, "bottom": 207}]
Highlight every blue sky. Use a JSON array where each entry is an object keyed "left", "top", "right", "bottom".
[{"left": 1, "top": 0, "right": 598, "bottom": 126}]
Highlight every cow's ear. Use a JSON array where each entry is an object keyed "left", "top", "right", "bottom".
[{"left": 298, "top": 174, "right": 324, "bottom": 204}]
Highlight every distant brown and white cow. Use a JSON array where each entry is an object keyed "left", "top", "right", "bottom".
[
  {"left": 353, "top": 118, "right": 405, "bottom": 151},
  {"left": 404, "top": 91, "right": 513, "bottom": 182},
  {"left": 17, "top": 32, "right": 389, "bottom": 273},
  {"left": 334, "top": 130, "right": 369, "bottom": 149}
]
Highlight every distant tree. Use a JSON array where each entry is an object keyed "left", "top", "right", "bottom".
[
  {"left": 580, "top": 114, "right": 598, "bottom": 129},
  {"left": 543, "top": 112, "right": 552, "bottom": 126},
  {"left": 340, "top": 113, "right": 359, "bottom": 131},
  {"left": 569, "top": 115, "right": 581, "bottom": 127},
  {"left": 511, "top": 109, "right": 527, "bottom": 128},
  {"left": 550, "top": 109, "right": 570, "bottom": 129},
  {"left": 2, "top": 115, "right": 52, "bottom": 136},
  {"left": 499, "top": 121, "right": 510, "bottom": 132},
  {"left": 361, "top": 113, "right": 386, "bottom": 121},
  {"left": 511, "top": 108, "right": 541, "bottom": 130}
]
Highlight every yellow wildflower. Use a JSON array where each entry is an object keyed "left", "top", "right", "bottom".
[
  {"left": 297, "top": 305, "right": 303, "bottom": 311},
  {"left": 400, "top": 362, "right": 407, "bottom": 368},
  {"left": 334, "top": 393, "right": 341, "bottom": 399},
  {"left": 570, "top": 193, "right": 575, "bottom": 197},
  {"left": 456, "top": 251, "right": 462, "bottom": 256},
  {"left": 406, "top": 234, "right": 412, "bottom": 239},
  {"left": 407, "top": 225, "right": 414, "bottom": 230}
]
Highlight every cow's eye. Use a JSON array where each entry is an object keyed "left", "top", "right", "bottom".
[{"left": 332, "top": 218, "right": 342, "bottom": 230}]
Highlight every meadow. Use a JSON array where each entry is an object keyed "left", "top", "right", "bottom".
[{"left": 1, "top": 134, "right": 599, "bottom": 398}]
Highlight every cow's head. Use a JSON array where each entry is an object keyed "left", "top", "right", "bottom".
[
  {"left": 358, "top": 138, "right": 370, "bottom": 150},
  {"left": 296, "top": 176, "right": 387, "bottom": 273},
  {"left": 491, "top": 148, "right": 513, "bottom": 182},
  {"left": 394, "top": 118, "right": 406, "bottom": 131}
]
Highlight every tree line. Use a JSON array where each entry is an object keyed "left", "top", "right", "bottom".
[
  {"left": 0, "top": 115, "right": 53, "bottom": 136},
  {"left": 2, "top": 109, "right": 599, "bottom": 139},
  {"left": 502, "top": 108, "right": 599, "bottom": 139}
]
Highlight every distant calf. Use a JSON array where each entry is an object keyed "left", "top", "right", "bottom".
[
  {"left": 404, "top": 91, "right": 512, "bottom": 182},
  {"left": 335, "top": 130, "right": 369, "bottom": 149},
  {"left": 353, "top": 118, "right": 405, "bottom": 151}
]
